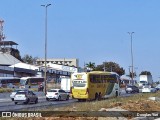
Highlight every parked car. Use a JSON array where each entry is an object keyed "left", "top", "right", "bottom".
[
  {"left": 46, "top": 89, "right": 70, "bottom": 101},
  {"left": 125, "top": 85, "right": 139, "bottom": 93},
  {"left": 142, "top": 85, "right": 157, "bottom": 93},
  {"left": 14, "top": 90, "right": 38, "bottom": 104},
  {"left": 155, "top": 84, "right": 160, "bottom": 91},
  {"left": 10, "top": 89, "right": 28, "bottom": 101}
]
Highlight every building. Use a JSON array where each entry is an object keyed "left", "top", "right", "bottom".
[
  {"left": 0, "top": 19, "right": 79, "bottom": 79},
  {"left": 36, "top": 58, "right": 79, "bottom": 67},
  {"left": 0, "top": 52, "right": 21, "bottom": 77}
]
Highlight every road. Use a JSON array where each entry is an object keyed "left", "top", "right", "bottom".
[{"left": 0, "top": 89, "right": 134, "bottom": 111}]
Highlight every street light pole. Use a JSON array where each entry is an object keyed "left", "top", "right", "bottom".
[
  {"left": 41, "top": 4, "right": 51, "bottom": 95},
  {"left": 128, "top": 32, "right": 134, "bottom": 84}
]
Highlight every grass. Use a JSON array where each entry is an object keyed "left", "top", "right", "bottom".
[
  {"left": 0, "top": 88, "right": 13, "bottom": 93},
  {"left": 1, "top": 91, "right": 160, "bottom": 120},
  {"left": 0, "top": 83, "right": 61, "bottom": 93},
  {"left": 36, "top": 91, "right": 160, "bottom": 112}
]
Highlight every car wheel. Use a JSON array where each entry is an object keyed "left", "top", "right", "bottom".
[
  {"left": 24, "top": 99, "right": 29, "bottom": 104},
  {"left": 66, "top": 95, "right": 69, "bottom": 100},
  {"left": 126, "top": 91, "right": 128, "bottom": 94},
  {"left": 35, "top": 98, "right": 38, "bottom": 104},
  {"left": 15, "top": 102, "right": 17, "bottom": 105},
  {"left": 46, "top": 98, "right": 50, "bottom": 101},
  {"left": 116, "top": 91, "right": 118, "bottom": 97},
  {"left": 57, "top": 96, "right": 61, "bottom": 101},
  {"left": 11, "top": 98, "right": 14, "bottom": 101}
]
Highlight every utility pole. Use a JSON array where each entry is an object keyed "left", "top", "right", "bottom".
[
  {"left": 41, "top": 4, "right": 51, "bottom": 95},
  {"left": 128, "top": 32, "right": 134, "bottom": 84}
]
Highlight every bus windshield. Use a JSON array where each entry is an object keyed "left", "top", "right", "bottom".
[
  {"left": 20, "top": 79, "right": 26, "bottom": 85},
  {"left": 72, "top": 80, "right": 87, "bottom": 87},
  {"left": 19, "top": 77, "right": 44, "bottom": 88}
]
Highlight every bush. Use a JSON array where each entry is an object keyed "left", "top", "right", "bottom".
[{"left": 0, "top": 88, "right": 13, "bottom": 93}]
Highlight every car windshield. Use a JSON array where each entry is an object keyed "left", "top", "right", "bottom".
[
  {"left": 48, "top": 90, "right": 57, "bottom": 92},
  {"left": 13, "top": 90, "right": 21, "bottom": 92},
  {"left": 156, "top": 85, "right": 160, "bottom": 87},
  {"left": 14, "top": 89, "right": 28, "bottom": 92},
  {"left": 144, "top": 85, "right": 149, "bottom": 88},
  {"left": 16, "top": 91, "right": 27, "bottom": 95},
  {"left": 127, "top": 85, "right": 134, "bottom": 87}
]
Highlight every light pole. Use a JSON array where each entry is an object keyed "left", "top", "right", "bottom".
[
  {"left": 41, "top": 4, "right": 51, "bottom": 94},
  {"left": 128, "top": 32, "right": 134, "bottom": 84}
]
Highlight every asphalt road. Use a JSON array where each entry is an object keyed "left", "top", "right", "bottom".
[{"left": 0, "top": 88, "right": 134, "bottom": 111}]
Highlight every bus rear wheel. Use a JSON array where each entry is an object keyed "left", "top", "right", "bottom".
[
  {"left": 95, "top": 93, "right": 98, "bottom": 100},
  {"left": 78, "top": 99, "right": 86, "bottom": 102},
  {"left": 98, "top": 92, "right": 102, "bottom": 100}
]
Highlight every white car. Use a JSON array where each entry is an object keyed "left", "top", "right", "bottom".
[
  {"left": 46, "top": 89, "right": 69, "bottom": 101},
  {"left": 155, "top": 84, "right": 160, "bottom": 91},
  {"left": 142, "top": 85, "right": 157, "bottom": 93},
  {"left": 14, "top": 90, "right": 38, "bottom": 104},
  {"left": 10, "top": 89, "right": 28, "bottom": 101}
]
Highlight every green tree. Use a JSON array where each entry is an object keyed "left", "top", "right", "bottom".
[
  {"left": 95, "top": 61, "right": 125, "bottom": 76},
  {"left": 85, "top": 62, "right": 96, "bottom": 71},
  {"left": 139, "top": 71, "right": 151, "bottom": 76},
  {"left": 22, "top": 54, "right": 38, "bottom": 65}
]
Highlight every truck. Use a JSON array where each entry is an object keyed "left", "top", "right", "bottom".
[
  {"left": 60, "top": 77, "right": 71, "bottom": 93},
  {"left": 139, "top": 75, "right": 153, "bottom": 87}
]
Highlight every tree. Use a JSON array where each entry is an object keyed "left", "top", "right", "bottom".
[
  {"left": 139, "top": 71, "right": 151, "bottom": 76},
  {"left": 95, "top": 61, "right": 125, "bottom": 76},
  {"left": 85, "top": 62, "right": 96, "bottom": 71},
  {"left": 22, "top": 54, "right": 38, "bottom": 65}
]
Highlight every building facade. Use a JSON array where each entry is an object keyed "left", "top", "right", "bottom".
[{"left": 36, "top": 58, "right": 79, "bottom": 67}]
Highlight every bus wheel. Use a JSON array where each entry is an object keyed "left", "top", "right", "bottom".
[
  {"left": 78, "top": 99, "right": 82, "bottom": 102},
  {"left": 98, "top": 92, "right": 102, "bottom": 100},
  {"left": 95, "top": 93, "right": 98, "bottom": 100}
]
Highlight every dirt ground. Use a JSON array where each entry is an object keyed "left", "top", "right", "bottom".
[
  {"left": 13, "top": 99, "right": 159, "bottom": 120},
  {"left": 110, "top": 99, "right": 160, "bottom": 111}
]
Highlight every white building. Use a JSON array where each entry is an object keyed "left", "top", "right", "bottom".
[{"left": 36, "top": 58, "right": 79, "bottom": 67}]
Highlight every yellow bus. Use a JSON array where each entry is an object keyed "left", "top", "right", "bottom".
[{"left": 71, "top": 71, "right": 120, "bottom": 101}]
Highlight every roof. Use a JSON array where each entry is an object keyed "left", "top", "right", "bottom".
[
  {"left": 0, "top": 52, "right": 21, "bottom": 65},
  {"left": 9, "top": 63, "right": 39, "bottom": 70},
  {"left": 0, "top": 41, "right": 18, "bottom": 46}
]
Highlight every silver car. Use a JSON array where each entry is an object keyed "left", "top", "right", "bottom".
[
  {"left": 14, "top": 90, "right": 38, "bottom": 104},
  {"left": 10, "top": 89, "right": 28, "bottom": 101},
  {"left": 46, "top": 89, "right": 69, "bottom": 101}
]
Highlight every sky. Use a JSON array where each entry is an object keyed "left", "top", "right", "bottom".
[{"left": 1, "top": 0, "right": 160, "bottom": 81}]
